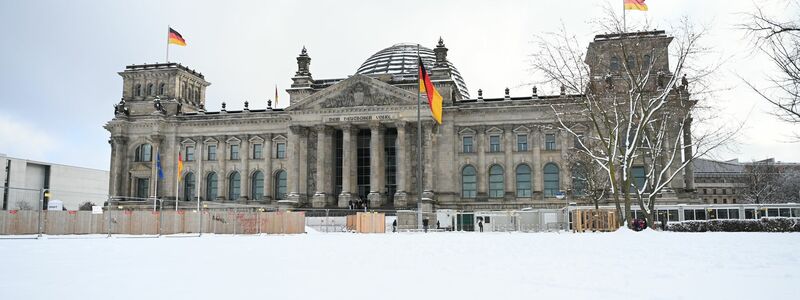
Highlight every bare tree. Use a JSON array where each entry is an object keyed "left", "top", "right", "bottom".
[
  {"left": 532, "top": 13, "right": 736, "bottom": 228},
  {"left": 742, "top": 159, "right": 800, "bottom": 203},
  {"left": 742, "top": 159, "right": 780, "bottom": 204},
  {"left": 567, "top": 148, "right": 609, "bottom": 209},
  {"left": 14, "top": 200, "right": 33, "bottom": 210},
  {"left": 742, "top": 2, "right": 800, "bottom": 128}
]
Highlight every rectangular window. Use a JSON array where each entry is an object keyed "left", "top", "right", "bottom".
[
  {"left": 545, "top": 134, "right": 556, "bottom": 150},
  {"left": 489, "top": 135, "right": 501, "bottom": 152},
  {"left": 207, "top": 145, "right": 217, "bottom": 160},
  {"left": 230, "top": 144, "right": 240, "bottom": 160},
  {"left": 517, "top": 134, "right": 528, "bottom": 151},
  {"left": 632, "top": 166, "right": 646, "bottom": 191},
  {"left": 462, "top": 136, "right": 474, "bottom": 153},
  {"left": 185, "top": 146, "right": 194, "bottom": 161},
  {"left": 135, "top": 178, "right": 149, "bottom": 198},
  {"left": 276, "top": 143, "right": 286, "bottom": 158},
  {"left": 253, "top": 144, "right": 263, "bottom": 159}
]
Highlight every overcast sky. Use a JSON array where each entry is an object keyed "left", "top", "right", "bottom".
[{"left": 0, "top": 0, "right": 798, "bottom": 170}]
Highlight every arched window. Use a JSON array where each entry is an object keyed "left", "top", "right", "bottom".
[
  {"left": 643, "top": 54, "right": 652, "bottom": 68},
  {"left": 461, "top": 165, "right": 477, "bottom": 198},
  {"left": 251, "top": 171, "right": 264, "bottom": 200},
  {"left": 516, "top": 164, "right": 532, "bottom": 197},
  {"left": 158, "top": 83, "right": 165, "bottom": 95},
  {"left": 626, "top": 55, "right": 636, "bottom": 70},
  {"left": 147, "top": 83, "right": 154, "bottom": 96},
  {"left": 572, "top": 166, "right": 587, "bottom": 196},
  {"left": 206, "top": 172, "right": 218, "bottom": 201},
  {"left": 228, "top": 172, "right": 241, "bottom": 200},
  {"left": 134, "top": 144, "right": 152, "bottom": 162},
  {"left": 134, "top": 84, "right": 142, "bottom": 96},
  {"left": 544, "top": 163, "right": 560, "bottom": 198},
  {"left": 183, "top": 172, "right": 195, "bottom": 200},
  {"left": 274, "top": 170, "right": 287, "bottom": 200},
  {"left": 610, "top": 56, "right": 620, "bottom": 71},
  {"left": 488, "top": 165, "right": 504, "bottom": 198}
]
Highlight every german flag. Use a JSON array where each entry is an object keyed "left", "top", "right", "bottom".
[
  {"left": 168, "top": 27, "right": 186, "bottom": 46},
  {"left": 418, "top": 57, "right": 443, "bottom": 124},
  {"left": 624, "top": 0, "right": 648, "bottom": 11}
]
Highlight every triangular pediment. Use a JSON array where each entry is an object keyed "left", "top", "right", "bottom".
[{"left": 287, "top": 75, "right": 418, "bottom": 111}]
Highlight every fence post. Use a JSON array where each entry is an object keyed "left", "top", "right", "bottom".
[
  {"left": 198, "top": 205, "right": 203, "bottom": 237},
  {"left": 325, "top": 209, "right": 330, "bottom": 233},
  {"left": 233, "top": 208, "right": 237, "bottom": 235},
  {"left": 107, "top": 197, "right": 112, "bottom": 238},
  {"left": 37, "top": 188, "right": 46, "bottom": 238},
  {"left": 257, "top": 209, "right": 261, "bottom": 234},
  {"left": 158, "top": 199, "right": 163, "bottom": 237}
]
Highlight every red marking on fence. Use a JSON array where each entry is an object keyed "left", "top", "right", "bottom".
[
  {"left": 68, "top": 211, "right": 77, "bottom": 215},
  {"left": 124, "top": 210, "right": 133, "bottom": 216},
  {"left": 9, "top": 210, "right": 17, "bottom": 215},
  {"left": 177, "top": 210, "right": 185, "bottom": 215}
]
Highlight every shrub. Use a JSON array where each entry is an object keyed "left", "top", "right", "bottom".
[
  {"left": 78, "top": 202, "right": 96, "bottom": 211},
  {"left": 668, "top": 218, "right": 800, "bottom": 232}
]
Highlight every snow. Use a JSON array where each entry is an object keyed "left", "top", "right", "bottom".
[{"left": 1, "top": 232, "right": 798, "bottom": 299}]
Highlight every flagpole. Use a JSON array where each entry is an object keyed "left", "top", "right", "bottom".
[
  {"left": 153, "top": 148, "right": 159, "bottom": 211},
  {"left": 175, "top": 151, "right": 180, "bottom": 211},
  {"left": 623, "top": 3, "right": 627, "bottom": 33},
  {"left": 197, "top": 143, "right": 202, "bottom": 236},
  {"left": 166, "top": 25, "right": 170, "bottom": 63},
  {"left": 416, "top": 44, "right": 424, "bottom": 230}
]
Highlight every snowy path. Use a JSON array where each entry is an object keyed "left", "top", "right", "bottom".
[{"left": 1, "top": 231, "right": 798, "bottom": 299}]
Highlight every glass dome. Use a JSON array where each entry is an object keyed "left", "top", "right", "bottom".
[{"left": 355, "top": 43, "right": 470, "bottom": 99}]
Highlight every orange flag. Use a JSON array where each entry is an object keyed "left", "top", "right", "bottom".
[
  {"left": 418, "top": 57, "right": 443, "bottom": 124},
  {"left": 624, "top": 0, "right": 648, "bottom": 11},
  {"left": 168, "top": 27, "right": 187, "bottom": 46}
]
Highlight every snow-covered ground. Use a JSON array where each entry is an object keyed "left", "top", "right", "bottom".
[{"left": 1, "top": 230, "right": 798, "bottom": 299}]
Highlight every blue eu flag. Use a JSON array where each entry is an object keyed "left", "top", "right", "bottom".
[{"left": 156, "top": 153, "right": 164, "bottom": 180}]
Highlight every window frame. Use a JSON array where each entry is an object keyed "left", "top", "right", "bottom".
[
  {"left": 489, "top": 135, "right": 501, "bottom": 152},
  {"left": 545, "top": 134, "right": 556, "bottom": 150},
  {"left": 462, "top": 136, "right": 474, "bottom": 153},
  {"left": 276, "top": 142, "right": 286, "bottom": 159},
  {"left": 461, "top": 165, "right": 477, "bottom": 198},
  {"left": 515, "top": 164, "right": 532, "bottom": 197},
  {"left": 516, "top": 134, "right": 528, "bottom": 152},
  {"left": 488, "top": 165, "right": 504, "bottom": 198}
]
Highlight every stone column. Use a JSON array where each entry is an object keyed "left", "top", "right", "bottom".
[
  {"left": 286, "top": 125, "right": 305, "bottom": 205},
  {"left": 422, "top": 121, "right": 435, "bottom": 200},
  {"left": 110, "top": 136, "right": 127, "bottom": 197},
  {"left": 338, "top": 124, "right": 355, "bottom": 208},
  {"left": 532, "top": 130, "right": 542, "bottom": 197},
  {"left": 477, "top": 126, "right": 487, "bottom": 200},
  {"left": 393, "top": 121, "right": 409, "bottom": 207},
  {"left": 368, "top": 122, "right": 386, "bottom": 207},
  {"left": 241, "top": 135, "right": 250, "bottom": 201},
  {"left": 219, "top": 135, "right": 227, "bottom": 200},
  {"left": 263, "top": 134, "right": 273, "bottom": 202},
  {"left": 312, "top": 125, "right": 331, "bottom": 208},
  {"left": 504, "top": 126, "right": 514, "bottom": 199}
]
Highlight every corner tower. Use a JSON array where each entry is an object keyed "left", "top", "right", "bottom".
[{"left": 117, "top": 63, "right": 211, "bottom": 116}]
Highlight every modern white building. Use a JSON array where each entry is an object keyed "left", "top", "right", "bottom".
[{"left": 0, "top": 153, "right": 108, "bottom": 210}]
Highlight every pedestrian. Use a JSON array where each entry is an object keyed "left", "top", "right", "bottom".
[
  {"left": 436, "top": 220, "right": 440, "bottom": 229},
  {"left": 348, "top": 200, "right": 353, "bottom": 210},
  {"left": 392, "top": 219, "right": 397, "bottom": 232},
  {"left": 478, "top": 220, "right": 484, "bottom": 232},
  {"left": 422, "top": 218, "right": 429, "bottom": 233}
]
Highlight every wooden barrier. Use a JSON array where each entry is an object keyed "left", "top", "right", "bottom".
[
  {"left": 0, "top": 210, "right": 305, "bottom": 235},
  {"left": 346, "top": 212, "right": 385, "bottom": 233},
  {"left": 572, "top": 209, "right": 619, "bottom": 233}
]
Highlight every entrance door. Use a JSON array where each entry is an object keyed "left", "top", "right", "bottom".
[{"left": 456, "top": 213, "right": 474, "bottom": 231}]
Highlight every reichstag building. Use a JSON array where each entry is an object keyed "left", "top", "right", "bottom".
[{"left": 106, "top": 32, "right": 699, "bottom": 210}]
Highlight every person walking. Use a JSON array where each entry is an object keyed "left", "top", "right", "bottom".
[
  {"left": 478, "top": 220, "right": 484, "bottom": 232},
  {"left": 422, "top": 218, "right": 429, "bottom": 233},
  {"left": 392, "top": 219, "right": 397, "bottom": 232}
]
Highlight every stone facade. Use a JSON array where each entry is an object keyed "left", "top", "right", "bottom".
[{"left": 105, "top": 33, "right": 699, "bottom": 210}]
